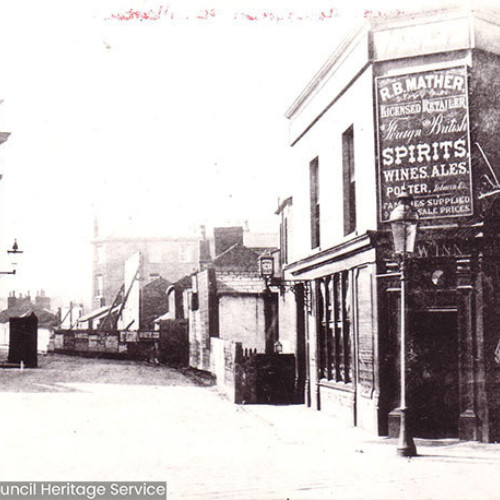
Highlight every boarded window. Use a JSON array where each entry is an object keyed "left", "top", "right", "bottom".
[{"left": 310, "top": 157, "right": 320, "bottom": 248}]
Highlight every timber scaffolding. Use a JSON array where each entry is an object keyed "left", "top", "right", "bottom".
[
  {"left": 55, "top": 255, "right": 144, "bottom": 355},
  {"left": 54, "top": 261, "right": 160, "bottom": 360},
  {"left": 54, "top": 252, "right": 189, "bottom": 365}
]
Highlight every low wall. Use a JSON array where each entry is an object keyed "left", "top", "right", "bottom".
[
  {"left": 210, "top": 338, "right": 226, "bottom": 392},
  {"left": 210, "top": 338, "right": 238, "bottom": 400}
]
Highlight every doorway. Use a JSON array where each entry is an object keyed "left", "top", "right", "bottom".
[
  {"left": 408, "top": 310, "right": 459, "bottom": 438},
  {"left": 264, "top": 292, "right": 279, "bottom": 355}
]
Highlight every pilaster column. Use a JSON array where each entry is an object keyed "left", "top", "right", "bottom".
[{"left": 456, "top": 257, "right": 479, "bottom": 440}]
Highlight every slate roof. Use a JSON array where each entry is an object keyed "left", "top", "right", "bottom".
[
  {"left": 142, "top": 276, "right": 170, "bottom": 293},
  {"left": 172, "top": 273, "right": 194, "bottom": 290},
  {"left": 212, "top": 243, "right": 261, "bottom": 272}
]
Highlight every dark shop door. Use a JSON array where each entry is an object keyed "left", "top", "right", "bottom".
[{"left": 408, "top": 311, "right": 459, "bottom": 438}]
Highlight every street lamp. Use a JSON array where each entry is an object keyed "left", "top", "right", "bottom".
[
  {"left": 274, "top": 340, "right": 283, "bottom": 354},
  {"left": 2, "top": 239, "right": 23, "bottom": 275},
  {"left": 259, "top": 252, "right": 275, "bottom": 286},
  {"left": 259, "top": 252, "right": 274, "bottom": 291},
  {"left": 389, "top": 190, "right": 418, "bottom": 457}
]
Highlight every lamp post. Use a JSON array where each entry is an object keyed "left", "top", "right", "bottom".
[
  {"left": 389, "top": 191, "right": 418, "bottom": 457},
  {"left": 2, "top": 239, "right": 23, "bottom": 275}
]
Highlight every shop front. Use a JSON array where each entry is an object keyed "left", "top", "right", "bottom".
[
  {"left": 288, "top": 233, "right": 381, "bottom": 434},
  {"left": 291, "top": 226, "right": 500, "bottom": 442},
  {"left": 379, "top": 228, "right": 500, "bottom": 442}
]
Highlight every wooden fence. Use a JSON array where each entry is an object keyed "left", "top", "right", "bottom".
[
  {"left": 54, "top": 330, "right": 157, "bottom": 359},
  {"left": 54, "top": 320, "right": 188, "bottom": 366},
  {"left": 210, "top": 339, "right": 296, "bottom": 404}
]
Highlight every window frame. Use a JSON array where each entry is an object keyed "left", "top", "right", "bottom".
[{"left": 316, "top": 271, "right": 352, "bottom": 384}]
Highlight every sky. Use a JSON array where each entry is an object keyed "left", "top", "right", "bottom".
[{"left": 0, "top": 0, "right": 470, "bottom": 308}]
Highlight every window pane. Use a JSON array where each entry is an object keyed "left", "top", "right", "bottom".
[
  {"left": 343, "top": 272, "right": 352, "bottom": 383},
  {"left": 334, "top": 274, "right": 344, "bottom": 381},
  {"left": 317, "top": 279, "right": 328, "bottom": 379},
  {"left": 327, "top": 276, "right": 335, "bottom": 380}
]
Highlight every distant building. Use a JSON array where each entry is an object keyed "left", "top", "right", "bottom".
[
  {"left": 140, "top": 276, "right": 170, "bottom": 330},
  {"left": 77, "top": 273, "right": 170, "bottom": 332},
  {"left": 92, "top": 221, "right": 277, "bottom": 311},
  {"left": 159, "top": 274, "right": 193, "bottom": 324},
  {"left": 75, "top": 304, "right": 117, "bottom": 331},
  {"left": 59, "top": 302, "right": 84, "bottom": 329},
  {"left": 92, "top": 234, "right": 201, "bottom": 309}
]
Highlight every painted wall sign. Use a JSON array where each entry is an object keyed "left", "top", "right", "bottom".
[{"left": 376, "top": 66, "right": 473, "bottom": 221}]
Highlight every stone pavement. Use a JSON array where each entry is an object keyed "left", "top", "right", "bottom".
[
  {"left": 0, "top": 356, "right": 498, "bottom": 500},
  {"left": 237, "top": 403, "right": 500, "bottom": 500}
]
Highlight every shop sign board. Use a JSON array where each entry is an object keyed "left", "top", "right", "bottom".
[{"left": 376, "top": 66, "right": 473, "bottom": 222}]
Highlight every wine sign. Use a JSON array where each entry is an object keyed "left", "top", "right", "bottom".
[{"left": 376, "top": 66, "right": 473, "bottom": 222}]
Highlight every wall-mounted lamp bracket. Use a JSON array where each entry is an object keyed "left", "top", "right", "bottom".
[{"left": 266, "top": 277, "right": 312, "bottom": 309}]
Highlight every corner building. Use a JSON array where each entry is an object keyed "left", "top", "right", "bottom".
[{"left": 282, "top": 5, "right": 500, "bottom": 441}]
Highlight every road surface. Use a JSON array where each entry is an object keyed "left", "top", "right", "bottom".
[{"left": 0, "top": 354, "right": 498, "bottom": 500}]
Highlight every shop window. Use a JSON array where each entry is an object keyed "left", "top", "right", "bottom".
[
  {"left": 342, "top": 126, "right": 356, "bottom": 236},
  {"left": 316, "top": 271, "right": 352, "bottom": 383},
  {"left": 310, "top": 157, "right": 320, "bottom": 248}
]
